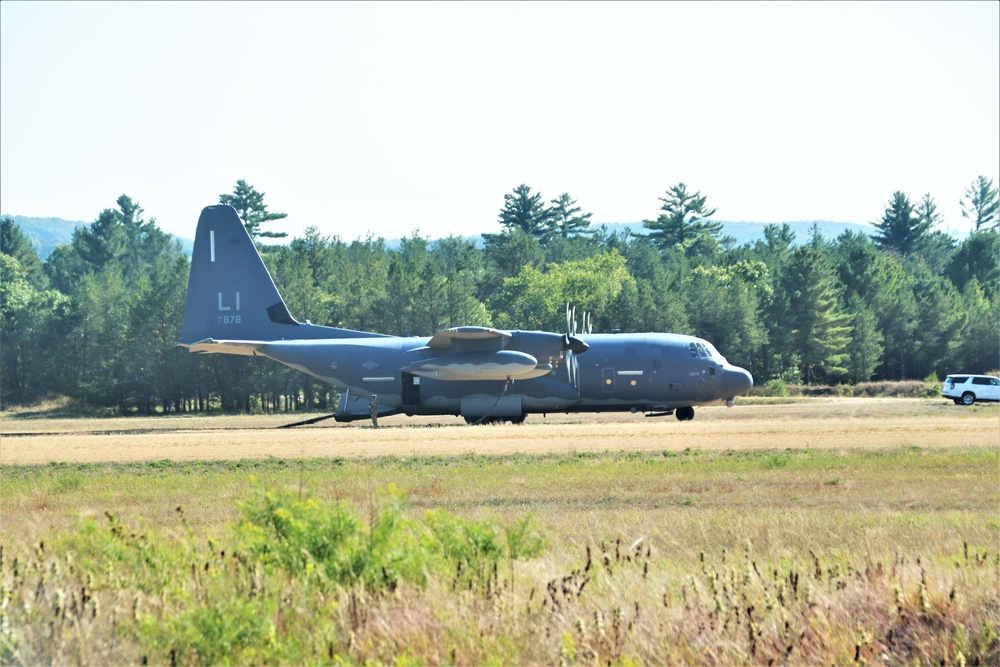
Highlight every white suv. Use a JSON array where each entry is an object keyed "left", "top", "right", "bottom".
[{"left": 942, "top": 374, "right": 1000, "bottom": 405}]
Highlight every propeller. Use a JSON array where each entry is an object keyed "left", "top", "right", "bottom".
[{"left": 564, "top": 303, "right": 591, "bottom": 389}]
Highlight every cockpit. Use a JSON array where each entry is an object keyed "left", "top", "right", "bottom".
[{"left": 688, "top": 340, "right": 728, "bottom": 364}]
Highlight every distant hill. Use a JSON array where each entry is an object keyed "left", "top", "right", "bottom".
[
  {"left": 2, "top": 215, "right": 87, "bottom": 259},
  {"left": 3, "top": 215, "right": 195, "bottom": 259},
  {"left": 591, "top": 220, "right": 877, "bottom": 247},
  {"left": 7, "top": 214, "right": 877, "bottom": 260},
  {"left": 400, "top": 221, "right": 879, "bottom": 251},
  {"left": 723, "top": 220, "right": 877, "bottom": 245}
]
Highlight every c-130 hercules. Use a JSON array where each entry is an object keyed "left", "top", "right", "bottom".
[{"left": 179, "top": 205, "right": 753, "bottom": 423}]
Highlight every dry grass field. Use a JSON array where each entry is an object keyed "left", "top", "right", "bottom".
[
  {"left": 1, "top": 398, "right": 998, "bottom": 665},
  {"left": 2, "top": 397, "right": 997, "bottom": 466}
]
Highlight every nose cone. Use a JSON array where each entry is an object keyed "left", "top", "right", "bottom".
[{"left": 721, "top": 366, "right": 754, "bottom": 398}]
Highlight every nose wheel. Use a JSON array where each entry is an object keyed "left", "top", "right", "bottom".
[{"left": 675, "top": 406, "right": 695, "bottom": 421}]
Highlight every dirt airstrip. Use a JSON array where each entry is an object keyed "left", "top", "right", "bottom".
[{"left": 2, "top": 398, "right": 997, "bottom": 466}]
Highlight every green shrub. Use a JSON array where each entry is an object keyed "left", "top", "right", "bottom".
[
  {"left": 236, "top": 482, "right": 428, "bottom": 593},
  {"left": 423, "top": 509, "right": 544, "bottom": 596},
  {"left": 759, "top": 378, "right": 789, "bottom": 397},
  {"left": 141, "top": 594, "right": 277, "bottom": 666},
  {"left": 923, "top": 372, "right": 942, "bottom": 398}
]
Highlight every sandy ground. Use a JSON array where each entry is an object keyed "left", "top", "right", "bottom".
[{"left": 1, "top": 398, "right": 997, "bottom": 465}]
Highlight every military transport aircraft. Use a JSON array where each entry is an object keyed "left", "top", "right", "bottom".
[{"left": 179, "top": 205, "right": 753, "bottom": 423}]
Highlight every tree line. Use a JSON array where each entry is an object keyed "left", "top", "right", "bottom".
[{"left": 2, "top": 178, "right": 997, "bottom": 414}]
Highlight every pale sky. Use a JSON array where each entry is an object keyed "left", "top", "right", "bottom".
[{"left": 2, "top": 1, "right": 998, "bottom": 242}]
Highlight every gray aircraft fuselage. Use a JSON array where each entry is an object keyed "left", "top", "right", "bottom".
[{"left": 179, "top": 205, "right": 753, "bottom": 422}]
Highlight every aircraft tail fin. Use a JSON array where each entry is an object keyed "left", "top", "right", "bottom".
[{"left": 179, "top": 205, "right": 382, "bottom": 350}]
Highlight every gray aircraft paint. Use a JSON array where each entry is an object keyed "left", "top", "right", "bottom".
[{"left": 179, "top": 205, "right": 753, "bottom": 422}]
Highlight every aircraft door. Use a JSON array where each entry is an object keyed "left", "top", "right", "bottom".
[
  {"left": 602, "top": 367, "right": 616, "bottom": 392},
  {"left": 402, "top": 372, "right": 421, "bottom": 406}
]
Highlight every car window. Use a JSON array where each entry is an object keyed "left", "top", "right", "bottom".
[
  {"left": 993, "top": 378, "right": 1000, "bottom": 386},
  {"left": 972, "top": 377, "right": 991, "bottom": 385},
  {"left": 950, "top": 376, "right": 969, "bottom": 384}
]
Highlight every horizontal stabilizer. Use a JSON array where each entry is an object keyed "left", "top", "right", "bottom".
[{"left": 180, "top": 338, "right": 267, "bottom": 356}]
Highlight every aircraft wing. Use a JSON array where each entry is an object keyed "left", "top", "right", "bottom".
[
  {"left": 425, "top": 326, "right": 512, "bottom": 352},
  {"left": 179, "top": 338, "right": 268, "bottom": 356},
  {"left": 403, "top": 326, "right": 581, "bottom": 382}
]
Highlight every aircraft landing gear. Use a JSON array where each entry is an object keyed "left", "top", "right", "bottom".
[
  {"left": 465, "top": 414, "right": 525, "bottom": 425},
  {"left": 675, "top": 406, "right": 695, "bottom": 421}
]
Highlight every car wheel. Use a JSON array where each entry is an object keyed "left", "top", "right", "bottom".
[{"left": 961, "top": 392, "right": 976, "bottom": 406}]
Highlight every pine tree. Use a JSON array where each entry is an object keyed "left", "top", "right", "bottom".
[
  {"left": 844, "top": 296, "right": 883, "bottom": 383},
  {"left": 908, "top": 263, "right": 962, "bottom": 379},
  {"left": 755, "top": 224, "right": 798, "bottom": 382},
  {"left": 1, "top": 254, "right": 68, "bottom": 405},
  {"left": 548, "top": 193, "right": 593, "bottom": 238},
  {"left": 642, "top": 183, "right": 721, "bottom": 256},
  {"left": 949, "top": 280, "right": 999, "bottom": 372},
  {"left": 219, "top": 179, "right": 289, "bottom": 239},
  {"left": 497, "top": 184, "right": 553, "bottom": 241},
  {"left": 872, "top": 191, "right": 931, "bottom": 256},
  {"left": 783, "top": 246, "right": 852, "bottom": 384},
  {"left": 480, "top": 228, "right": 543, "bottom": 302},
  {"left": 915, "top": 193, "right": 941, "bottom": 229},
  {"left": 960, "top": 175, "right": 999, "bottom": 231},
  {"left": 1, "top": 217, "right": 47, "bottom": 289},
  {"left": 945, "top": 230, "right": 999, "bottom": 296}
]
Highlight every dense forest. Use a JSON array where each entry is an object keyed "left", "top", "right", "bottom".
[{"left": 2, "top": 178, "right": 998, "bottom": 415}]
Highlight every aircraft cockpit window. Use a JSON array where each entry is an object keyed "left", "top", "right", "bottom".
[
  {"left": 695, "top": 343, "right": 710, "bottom": 358},
  {"left": 689, "top": 343, "right": 698, "bottom": 358},
  {"left": 703, "top": 341, "right": 728, "bottom": 364}
]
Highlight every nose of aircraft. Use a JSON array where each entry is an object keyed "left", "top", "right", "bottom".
[{"left": 721, "top": 366, "right": 754, "bottom": 398}]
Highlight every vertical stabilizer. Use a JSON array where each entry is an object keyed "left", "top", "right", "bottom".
[{"left": 179, "top": 205, "right": 384, "bottom": 349}]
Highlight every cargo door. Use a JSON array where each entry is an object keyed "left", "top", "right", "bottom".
[{"left": 402, "top": 372, "right": 421, "bottom": 406}]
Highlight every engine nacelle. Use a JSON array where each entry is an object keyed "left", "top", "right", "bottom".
[{"left": 403, "top": 350, "right": 551, "bottom": 381}]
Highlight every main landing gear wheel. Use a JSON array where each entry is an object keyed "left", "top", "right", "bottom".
[
  {"left": 675, "top": 406, "right": 695, "bottom": 421},
  {"left": 464, "top": 414, "right": 526, "bottom": 425}
]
